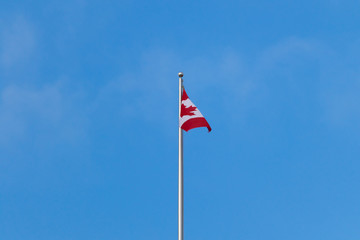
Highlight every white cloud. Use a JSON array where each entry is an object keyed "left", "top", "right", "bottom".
[
  {"left": 0, "top": 82, "right": 87, "bottom": 147},
  {"left": 1, "top": 35, "right": 354, "bottom": 147},
  {"left": 0, "top": 16, "right": 36, "bottom": 68},
  {"left": 93, "top": 48, "right": 250, "bottom": 127},
  {"left": 324, "top": 88, "right": 360, "bottom": 125},
  {"left": 321, "top": 76, "right": 360, "bottom": 128}
]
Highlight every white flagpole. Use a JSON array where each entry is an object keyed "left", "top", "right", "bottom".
[{"left": 178, "top": 72, "right": 184, "bottom": 240}]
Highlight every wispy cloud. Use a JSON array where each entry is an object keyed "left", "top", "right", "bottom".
[
  {"left": 0, "top": 82, "right": 88, "bottom": 148},
  {"left": 0, "top": 16, "right": 36, "bottom": 68},
  {"left": 94, "top": 40, "right": 322, "bottom": 127},
  {"left": 2, "top": 33, "right": 359, "bottom": 149},
  {"left": 323, "top": 85, "right": 360, "bottom": 126},
  {"left": 100, "top": 37, "right": 360, "bottom": 132}
]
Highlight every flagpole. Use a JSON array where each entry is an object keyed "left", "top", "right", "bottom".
[{"left": 178, "top": 72, "right": 184, "bottom": 240}]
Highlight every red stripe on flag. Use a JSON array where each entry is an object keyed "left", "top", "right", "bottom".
[
  {"left": 182, "top": 88, "right": 189, "bottom": 101},
  {"left": 181, "top": 117, "right": 212, "bottom": 132}
]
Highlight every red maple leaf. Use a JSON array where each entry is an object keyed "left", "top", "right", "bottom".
[{"left": 181, "top": 104, "right": 197, "bottom": 117}]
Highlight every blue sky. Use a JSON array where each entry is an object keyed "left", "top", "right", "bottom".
[{"left": 1, "top": 1, "right": 360, "bottom": 239}]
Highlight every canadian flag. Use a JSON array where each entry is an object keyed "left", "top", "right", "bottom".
[{"left": 179, "top": 88, "right": 211, "bottom": 132}]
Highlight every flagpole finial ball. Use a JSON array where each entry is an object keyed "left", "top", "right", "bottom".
[{"left": 178, "top": 72, "right": 184, "bottom": 78}]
